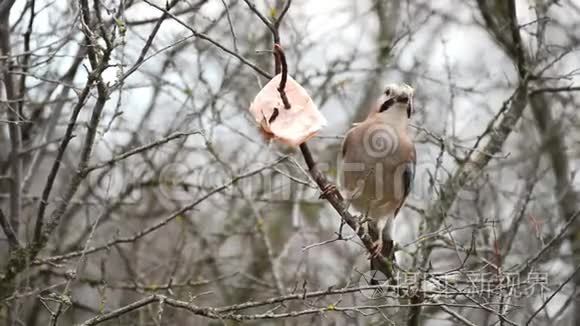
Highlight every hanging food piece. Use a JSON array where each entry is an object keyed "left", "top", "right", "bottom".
[{"left": 248, "top": 45, "right": 326, "bottom": 147}]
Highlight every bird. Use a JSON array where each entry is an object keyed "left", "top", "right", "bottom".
[{"left": 338, "top": 83, "right": 416, "bottom": 259}]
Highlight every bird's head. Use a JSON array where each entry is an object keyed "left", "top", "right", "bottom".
[{"left": 375, "top": 83, "right": 414, "bottom": 120}]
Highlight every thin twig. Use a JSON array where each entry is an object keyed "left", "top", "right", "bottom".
[
  {"left": 529, "top": 85, "right": 580, "bottom": 96},
  {"left": 241, "top": 0, "right": 275, "bottom": 36},
  {"left": 525, "top": 261, "right": 580, "bottom": 325},
  {"left": 514, "top": 210, "right": 580, "bottom": 274},
  {"left": 142, "top": 0, "right": 271, "bottom": 79},
  {"left": 84, "top": 131, "right": 203, "bottom": 174},
  {"left": 34, "top": 157, "right": 289, "bottom": 265},
  {"left": 439, "top": 304, "right": 478, "bottom": 326}
]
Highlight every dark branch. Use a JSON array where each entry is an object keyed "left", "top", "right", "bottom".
[
  {"left": 0, "top": 208, "right": 20, "bottom": 250},
  {"left": 273, "top": 44, "right": 291, "bottom": 109}
]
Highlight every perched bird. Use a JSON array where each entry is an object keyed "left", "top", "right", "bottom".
[{"left": 339, "top": 83, "right": 416, "bottom": 258}]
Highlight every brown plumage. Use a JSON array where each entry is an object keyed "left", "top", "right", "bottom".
[{"left": 339, "top": 83, "right": 416, "bottom": 258}]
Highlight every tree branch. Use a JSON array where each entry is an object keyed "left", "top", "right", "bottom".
[
  {"left": 84, "top": 131, "right": 203, "bottom": 174},
  {"left": 0, "top": 208, "right": 19, "bottom": 250},
  {"left": 142, "top": 0, "right": 272, "bottom": 79},
  {"left": 0, "top": 0, "right": 22, "bottom": 244}
]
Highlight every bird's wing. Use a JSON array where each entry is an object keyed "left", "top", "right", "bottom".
[
  {"left": 394, "top": 146, "right": 416, "bottom": 217},
  {"left": 338, "top": 126, "right": 365, "bottom": 197},
  {"left": 337, "top": 127, "right": 353, "bottom": 191},
  {"left": 402, "top": 147, "right": 416, "bottom": 199}
]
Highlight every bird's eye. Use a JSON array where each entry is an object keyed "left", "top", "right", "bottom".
[{"left": 385, "top": 89, "right": 392, "bottom": 97}]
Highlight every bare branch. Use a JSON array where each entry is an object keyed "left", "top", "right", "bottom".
[
  {"left": 142, "top": 0, "right": 272, "bottom": 79},
  {"left": 84, "top": 130, "right": 203, "bottom": 174},
  {"left": 0, "top": 208, "right": 19, "bottom": 249},
  {"left": 525, "top": 262, "right": 580, "bottom": 325}
]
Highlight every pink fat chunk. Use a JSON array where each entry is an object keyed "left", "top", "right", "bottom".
[{"left": 249, "top": 74, "right": 327, "bottom": 147}]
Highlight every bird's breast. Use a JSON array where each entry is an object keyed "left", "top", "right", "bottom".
[{"left": 340, "top": 121, "right": 413, "bottom": 215}]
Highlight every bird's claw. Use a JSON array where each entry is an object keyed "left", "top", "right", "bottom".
[
  {"left": 319, "top": 184, "right": 338, "bottom": 199},
  {"left": 369, "top": 240, "right": 383, "bottom": 259}
]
